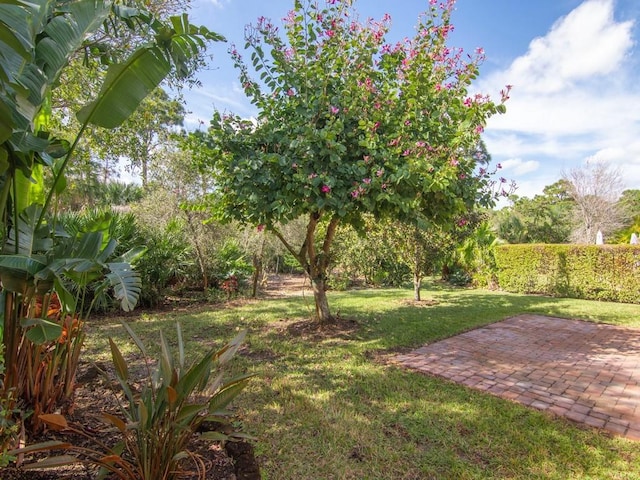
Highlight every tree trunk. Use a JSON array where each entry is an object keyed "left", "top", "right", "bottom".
[
  {"left": 413, "top": 237, "right": 422, "bottom": 301},
  {"left": 251, "top": 237, "right": 266, "bottom": 298},
  {"left": 251, "top": 254, "right": 262, "bottom": 298},
  {"left": 413, "top": 273, "right": 421, "bottom": 301},
  {"left": 311, "top": 276, "right": 333, "bottom": 323},
  {"left": 271, "top": 213, "right": 339, "bottom": 324},
  {"left": 183, "top": 210, "right": 208, "bottom": 290}
]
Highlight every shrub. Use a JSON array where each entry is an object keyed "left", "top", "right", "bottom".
[{"left": 494, "top": 244, "right": 640, "bottom": 303}]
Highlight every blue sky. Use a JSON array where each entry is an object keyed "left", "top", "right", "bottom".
[{"left": 180, "top": 0, "right": 640, "bottom": 200}]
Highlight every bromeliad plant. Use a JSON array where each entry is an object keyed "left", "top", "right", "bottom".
[
  {"left": 12, "top": 323, "right": 253, "bottom": 480},
  {"left": 0, "top": 0, "right": 222, "bottom": 439}
]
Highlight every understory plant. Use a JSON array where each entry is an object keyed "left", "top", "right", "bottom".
[
  {"left": 11, "top": 323, "right": 253, "bottom": 479},
  {"left": 0, "top": 205, "right": 144, "bottom": 432},
  {"left": 0, "top": 0, "right": 221, "bottom": 447}
]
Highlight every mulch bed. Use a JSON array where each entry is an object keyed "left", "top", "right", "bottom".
[{"left": 2, "top": 363, "right": 261, "bottom": 479}]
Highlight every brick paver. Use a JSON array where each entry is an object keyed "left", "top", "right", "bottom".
[{"left": 394, "top": 314, "right": 640, "bottom": 440}]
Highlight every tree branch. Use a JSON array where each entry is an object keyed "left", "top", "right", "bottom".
[
  {"left": 320, "top": 215, "right": 340, "bottom": 271},
  {"left": 270, "top": 226, "right": 308, "bottom": 272}
]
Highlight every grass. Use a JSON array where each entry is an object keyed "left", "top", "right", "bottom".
[{"left": 84, "top": 282, "right": 640, "bottom": 480}]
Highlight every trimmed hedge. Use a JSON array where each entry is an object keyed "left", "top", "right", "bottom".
[{"left": 494, "top": 244, "right": 640, "bottom": 304}]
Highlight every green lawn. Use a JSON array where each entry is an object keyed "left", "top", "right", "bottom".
[{"left": 84, "top": 283, "right": 640, "bottom": 480}]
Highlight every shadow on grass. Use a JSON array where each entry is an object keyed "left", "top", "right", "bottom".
[{"left": 238, "top": 344, "right": 638, "bottom": 480}]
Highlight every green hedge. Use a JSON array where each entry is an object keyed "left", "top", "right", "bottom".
[{"left": 494, "top": 244, "right": 640, "bottom": 304}]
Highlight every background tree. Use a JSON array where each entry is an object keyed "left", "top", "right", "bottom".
[
  {"left": 96, "top": 88, "right": 186, "bottom": 187},
  {"left": 492, "top": 180, "right": 573, "bottom": 244},
  {"left": 387, "top": 219, "right": 458, "bottom": 301},
  {"left": 562, "top": 162, "right": 625, "bottom": 244},
  {"left": 197, "top": 0, "right": 508, "bottom": 323},
  {"left": 613, "top": 189, "right": 640, "bottom": 243}
]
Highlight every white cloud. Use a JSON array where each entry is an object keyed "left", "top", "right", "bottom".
[
  {"left": 499, "top": 158, "right": 540, "bottom": 175},
  {"left": 205, "top": 0, "right": 229, "bottom": 8},
  {"left": 498, "top": 0, "right": 634, "bottom": 95},
  {"left": 182, "top": 82, "right": 258, "bottom": 126},
  {"left": 478, "top": 0, "right": 639, "bottom": 198}
]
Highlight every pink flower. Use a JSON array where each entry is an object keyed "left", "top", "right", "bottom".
[
  {"left": 362, "top": 178, "right": 371, "bottom": 184},
  {"left": 459, "top": 173, "right": 466, "bottom": 179},
  {"left": 292, "top": 162, "right": 298, "bottom": 168},
  {"left": 463, "top": 97, "right": 473, "bottom": 107},
  {"left": 475, "top": 125, "right": 484, "bottom": 134},
  {"left": 376, "top": 169, "right": 384, "bottom": 177},
  {"left": 309, "top": 173, "right": 318, "bottom": 179},
  {"left": 372, "top": 121, "right": 380, "bottom": 132},
  {"left": 402, "top": 149, "right": 411, "bottom": 156},
  {"left": 321, "top": 185, "right": 331, "bottom": 193},
  {"left": 330, "top": 105, "right": 340, "bottom": 114},
  {"left": 257, "top": 224, "right": 265, "bottom": 232},
  {"left": 325, "top": 29, "right": 335, "bottom": 37},
  {"left": 351, "top": 190, "right": 360, "bottom": 198},
  {"left": 363, "top": 155, "right": 371, "bottom": 163},
  {"left": 287, "top": 88, "right": 295, "bottom": 96},
  {"left": 450, "top": 159, "right": 459, "bottom": 166},
  {"left": 457, "top": 219, "right": 468, "bottom": 227}
]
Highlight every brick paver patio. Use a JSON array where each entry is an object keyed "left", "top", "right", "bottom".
[{"left": 394, "top": 314, "right": 640, "bottom": 440}]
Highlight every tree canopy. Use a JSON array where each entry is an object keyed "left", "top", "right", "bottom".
[{"left": 195, "top": 0, "right": 508, "bottom": 322}]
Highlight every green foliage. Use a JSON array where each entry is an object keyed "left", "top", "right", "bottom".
[
  {"left": 455, "top": 220, "right": 500, "bottom": 288},
  {"left": 331, "top": 220, "right": 409, "bottom": 288},
  {"left": 494, "top": 244, "right": 640, "bottom": 303},
  {"left": 11, "top": 323, "right": 253, "bottom": 479},
  {"left": 137, "top": 218, "right": 194, "bottom": 304},
  {"left": 213, "top": 240, "right": 253, "bottom": 282},
  {"left": 612, "top": 189, "right": 640, "bottom": 243},
  {"left": 0, "top": 343, "right": 18, "bottom": 468},
  {"left": 492, "top": 180, "right": 574, "bottom": 244}
]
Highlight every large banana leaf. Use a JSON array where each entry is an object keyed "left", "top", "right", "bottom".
[
  {"left": 2, "top": 0, "right": 109, "bottom": 133},
  {"left": 3, "top": 203, "right": 53, "bottom": 255},
  {"left": 38, "top": 0, "right": 111, "bottom": 82},
  {"left": 103, "top": 262, "right": 141, "bottom": 312},
  {"left": 0, "top": 1, "right": 37, "bottom": 86},
  {"left": 76, "top": 46, "right": 171, "bottom": 128},
  {"left": 164, "top": 14, "right": 225, "bottom": 78},
  {"left": 0, "top": 254, "right": 47, "bottom": 276}
]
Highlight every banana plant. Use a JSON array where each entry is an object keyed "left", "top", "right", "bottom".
[
  {"left": 0, "top": 0, "right": 223, "bottom": 436},
  {"left": 0, "top": 205, "right": 145, "bottom": 431}
]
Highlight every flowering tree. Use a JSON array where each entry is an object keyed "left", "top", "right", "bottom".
[{"left": 199, "top": 0, "right": 509, "bottom": 323}]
